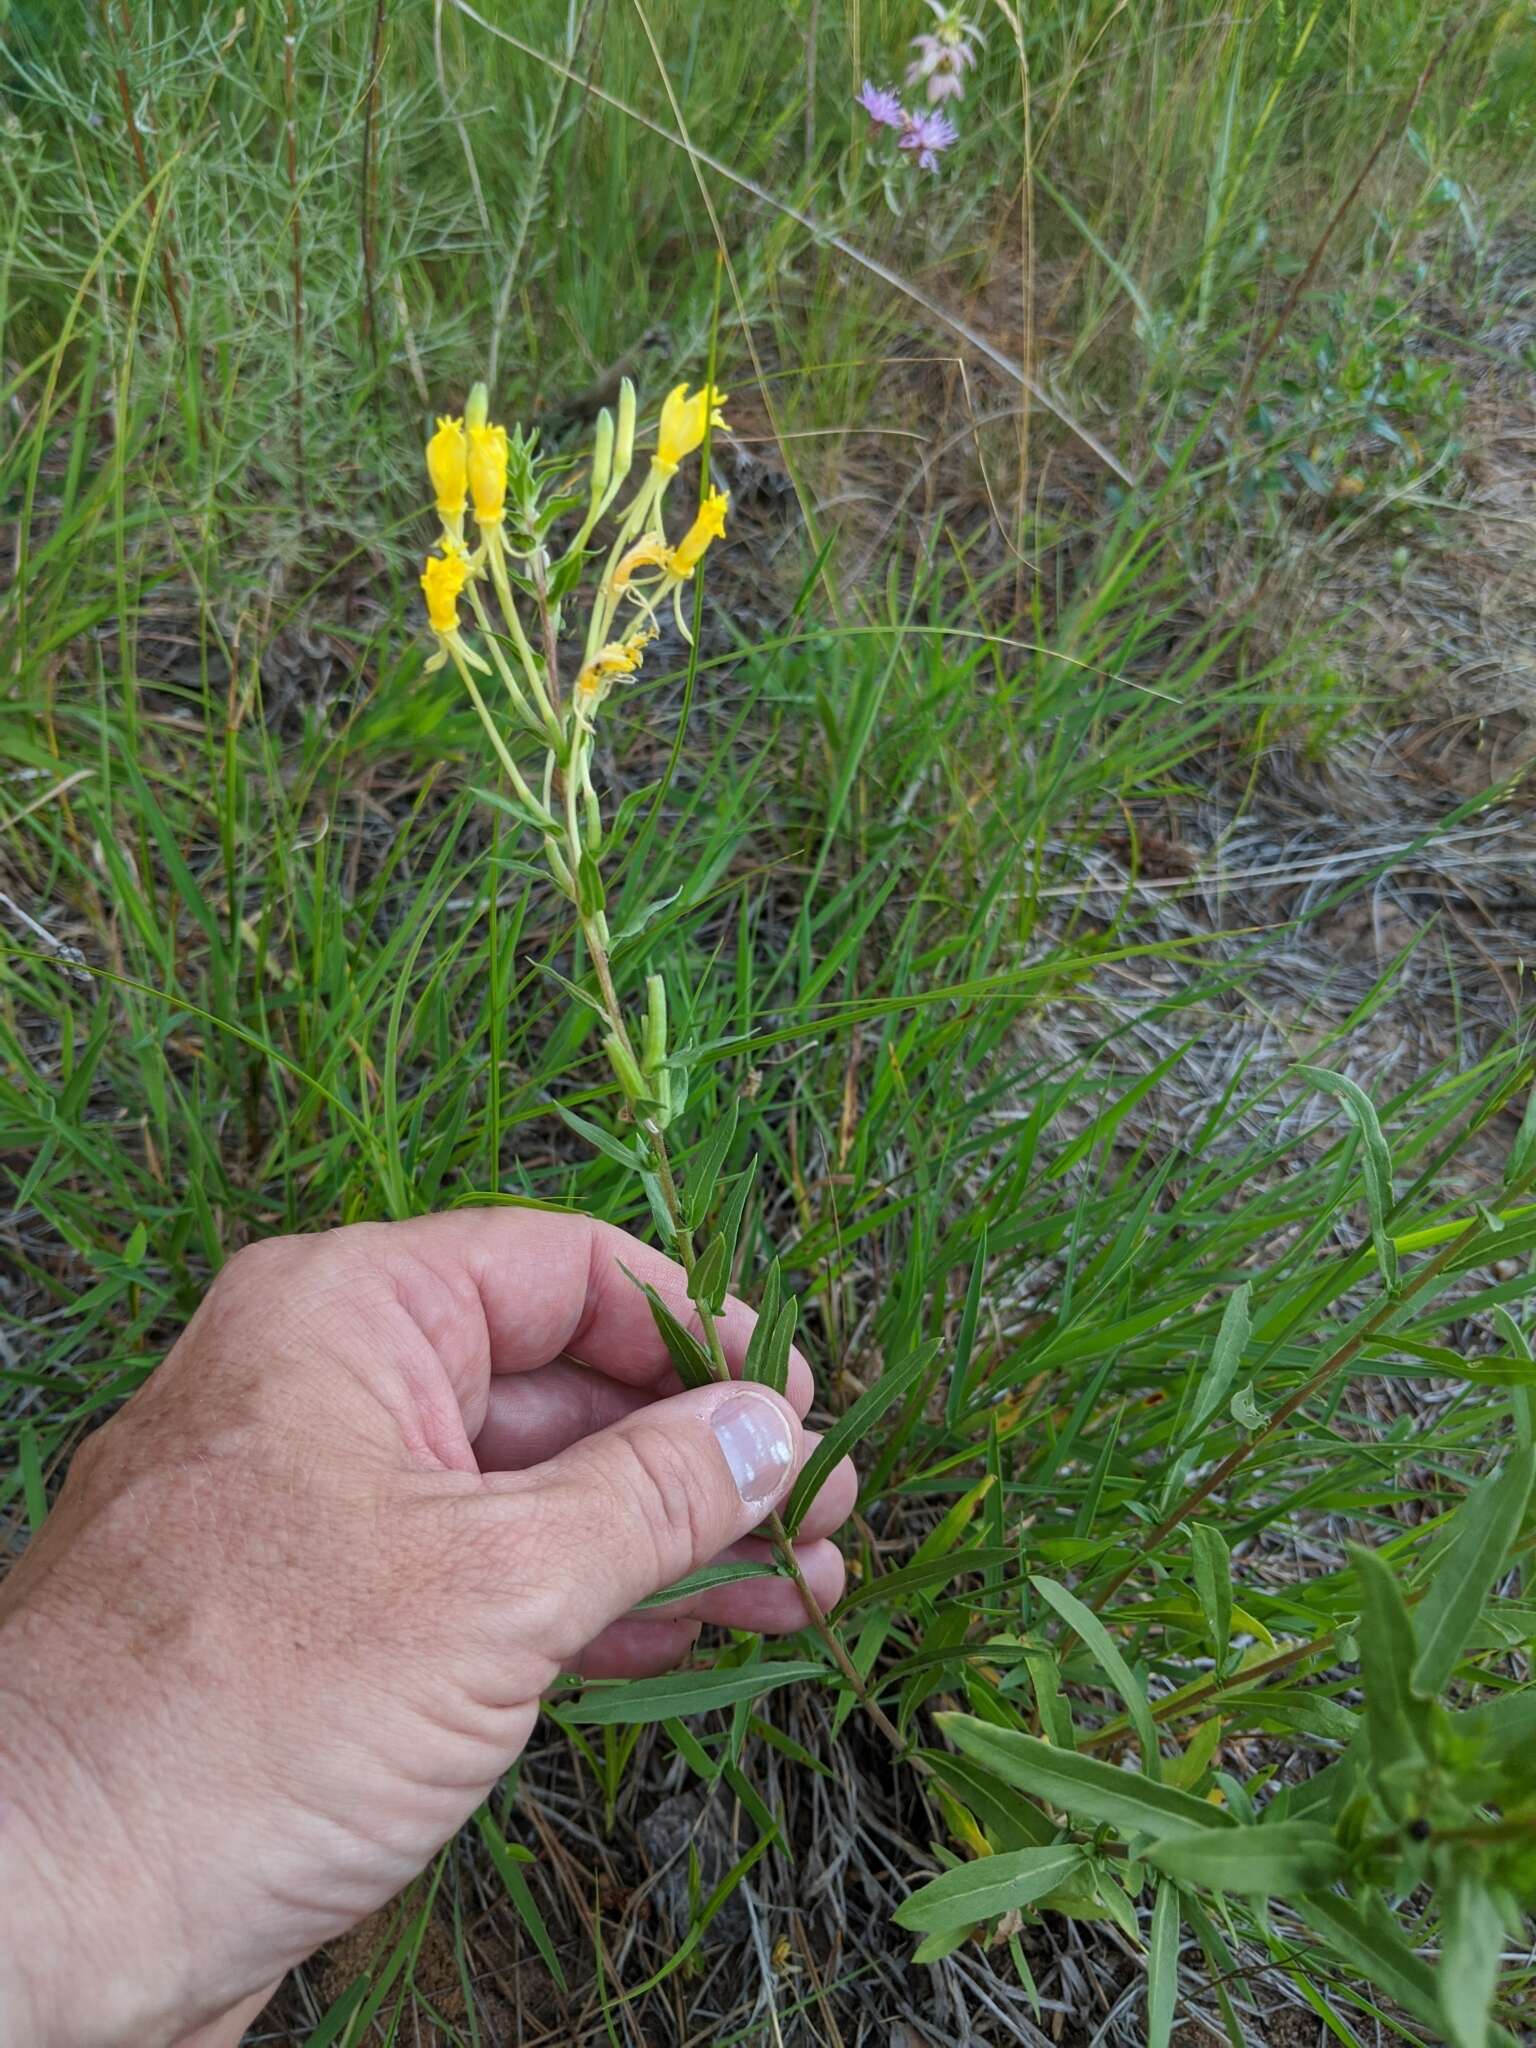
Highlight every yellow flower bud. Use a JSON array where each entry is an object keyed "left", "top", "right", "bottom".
[
  {"left": 667, "top": 488, "right": 729, "bottom": 577},
  {"left": 467, "top": 422, "right": 508, "bottom": 526},
  {"left": 420, "top": 549, "right": 469, "bottom": 634},
  {"left": 426, "top": 414, "right": 468, "bottom": 521},
  {"left": 465, "top": 381, "right": 489, "bottom": 431},
  {"left": 653, "top": 382, "right": 728, "bottom": 477}
]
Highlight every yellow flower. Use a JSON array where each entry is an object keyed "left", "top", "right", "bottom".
[
  {"left": 420, "top": 548, "right": 469, "bottom": 634},
  {"left": 653, "top": 382, "right": 728, "bottom": 476},
  {"left": 426, "top": 414, "right": 468, "bottom": 522},
  {"left": 667, "top": 488, "right": 729, "bottom": 577},
  {"left": 575, "top": 630, "right": 654, "bottom": 709},
  {"left": 609, "top": 534, "right": 671, "bottom": 593},
  {"left": 467, "top": 422, "right": 508, "bottom": 526}
]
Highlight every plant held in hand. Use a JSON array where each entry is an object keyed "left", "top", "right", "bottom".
[{"left": 417, "top": 374, "right": 907, "bottom": 1750}]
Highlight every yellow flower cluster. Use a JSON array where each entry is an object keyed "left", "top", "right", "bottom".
[{"left": 417, "top": 377, "right": 730, "bottom": 711}]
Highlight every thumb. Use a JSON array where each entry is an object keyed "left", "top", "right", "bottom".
[{"left": 489, "top": 1382, "right": 804, "bottom": 1670}]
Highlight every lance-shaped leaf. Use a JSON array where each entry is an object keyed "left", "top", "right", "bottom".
[
  {"left": 622, "top": 1267, "right": 716, "bottom": 1390},
  {"left": 685, "top": 1098, "right": 739, "bottom": 1231},
  {"left": 936, "top": 1714, "right": 1234, "bottom": 1840},
  {"left": 894, "top": 1845, "right": 1086, "bottom": 1936},
  {"left": 1297, "top": 1065, "right": 1398, "bottom": 1290},
  {"left": 1032, "top": 1574, "right": 1162, "bottom": 1779},
  {"left": 1351, "top": 1542, "right": 1432, "bottom": 1778},
  {"left": 634, "top": 1560, "right": 784, "bottom": 1612},
  {"left": 1143, "top": 1819, "right": 1346, "bottom": 1893},
  {"left": 1412, "top": 1448, "right": 1535, "bottom": 1697},
  {"left": 563, "top": 1660, "right": 828, "bottom": 1724},
  {"left": 781, "top": 1341, "right": 938, "bottom": 1535}
]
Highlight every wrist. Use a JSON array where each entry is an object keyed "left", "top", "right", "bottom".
[{"left": 0, "top": 1605, "right": 192, "bottom": 2048}]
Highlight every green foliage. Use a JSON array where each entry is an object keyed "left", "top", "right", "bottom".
[{"left": 3, "top": 0, "right": 1535, "bottom": 2037}]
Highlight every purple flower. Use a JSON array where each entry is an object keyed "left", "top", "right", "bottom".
[
  {"left": 855, "top": 80, "right": 906, "bottom": 131},
  {"left": 898, "top": 106, "right": 958, "bottom": 172},
  {"left": 907, "top": 7, "right": 984, "bottom": 102}
]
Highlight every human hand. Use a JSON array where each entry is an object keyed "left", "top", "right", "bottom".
[{"left": 0, "top": 1211, "right": 855, "bottom": 2048}]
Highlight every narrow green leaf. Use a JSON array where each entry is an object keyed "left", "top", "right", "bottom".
[
  {"left": 1144, "top": 1819, "right": 1346, "bottom": 1893},
  {"left": 918, "top": 1750, "right": 1057, "bottom": 1850},
  {"left": 748, "top": 1298, "right": 796, "bottom": 1397},
  {"left": 612, "top": 887, "right": 682, "bottom": 944},
  {"left": 1146, "top": 1879, "right": 1179, "bottom": 2048},
  {"left": 1509, "top": 1080, "right": 1536, "bottom": 1184},
  {"left": 1351, "top": 1542, "right": 1431, "bottom": 1777},
  {"left": 685, "top": 1098, "right": 739, "bottom": 1231},
  {"left": 1440, "top": 1875, "right": 1506, "bottom": 2048},
  {"left": 945, "top": 1223, "right": 990, "bottom": 1427},
  {"left": 1191, "top": 1282, "right": 1252, "bottom": 1431},
  {"left": 623, "top": 1268, "right": 716, "bottom": 1390},
  {"left": 781, "top": 1341, "right": 939, "bottom": 1535},
  {"left": 1412, "top": 1449, "right": 1535, "bottom": 1696},
  {"left": 575, "top": 849, "right": 606, "bottom": 917},
  {"left": 688, "top": 1234, "right": 730, "bottom": 1316},
  {"left": 712, "top": 1156, "right": 758, "bottom": 1275},
  {"left": 835, "top": 1545, "right": 1015, "bottom": 1618},
  {"left": 1190, "top": 1523, "right": 1232, "bottom": 1671},
  {"left": 742, "top": 1260, "right": 782, "bottom": 1385},
  {"left": 635, "top": 1561, "right": 783, "bottom": 1612},
  {"left": 552, "top": 1099, "right": 642, "bottom": 1170},
  {"left": 937, "top": 1715, "right": 1233, "bottom": 1840},
  {"left": 1297, "top": 1066, "right": 1398, "bottom": 1290},
  {"left": 894, "top": 1846, "right": 1086, "bottom": 1935},
  {"left": 475, "top": 1809, "right": 566, "bottom": 1991},
  {"left": 563, "top": 1660, "right": 827, "bottom": 1724},
  {"left": 1032, "top": 1575, "right": 1162, "bottom": 1780},
  {"left": 17, "top": 1423, "right": 47, "bottom": 1534},
  {"left": 1296, "top": 1893, "right": 1444, "bottom": 2036}
]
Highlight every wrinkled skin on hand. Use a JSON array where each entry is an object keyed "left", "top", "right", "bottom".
[{"left": 0, "top": 1211, "right": 855, "bottom": 2048}]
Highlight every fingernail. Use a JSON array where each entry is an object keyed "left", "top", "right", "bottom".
[{"left": 710, "top": 1393, "right": 795, "bottom": 1506}]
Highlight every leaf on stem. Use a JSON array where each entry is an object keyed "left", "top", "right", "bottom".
[
  {"left": 622, "top": 1266, "right": 717, "bottom": 1389},
  {"left": 781, "top": 1341, "right": 938, "bottom": 1535},
  {"left": 893, "top": 1845, "right": 1086, "bottom": 1936},
  {"left": 685, "top": 1097, "right": 740, "bottom": 1231},
  {"left": 1411, "top": 1447, "right": 1535, "bottom": 1696},
  {"left": 1297, "top": 1065, "right": 1399, "bottom": 1290}
]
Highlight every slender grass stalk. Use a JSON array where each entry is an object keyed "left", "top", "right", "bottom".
[
  {"left": 98, "top": 0, "right": 188, "bottom": 353},
  {"left": 284, "top": 0, "right": 307, "bottom": 506},
  {"left": 359, "top": 0, "right": 388, "bottom": 374}
]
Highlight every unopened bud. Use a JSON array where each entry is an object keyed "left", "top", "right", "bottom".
[
  {"left": 466, "top": 380, "right": 489, "bottom": 431},
  {"left": 614, "top": 377, "right": 636, "bottom": 480},
  {"left": 590, "top": 407, "right": 615, "bottom": 509}
]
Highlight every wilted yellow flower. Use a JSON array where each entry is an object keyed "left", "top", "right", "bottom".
[
  {"left": 421, "top": 548, "right": 469, "bottom": 634},
  {"left": 467, "top": 422, "right": 508, "bottom": 526},
  {"left": 668, "top": 488, "right": 729, "bottom": 577},
  {"left": 426, "top": 415, "right": 468, "bottom": 522},
  {"left": 575, "top": 629, "right": 654, "bottom": 710},
  {"left": 609, "top": 534, "right": 671, "bottom": 593},
  {"left": 653, "top": 382, "right": 728, "bottom": 476}
]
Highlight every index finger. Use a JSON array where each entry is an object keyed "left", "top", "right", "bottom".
[{"left": 364, "top": 1207, "right": 815, "bottom": 1416}]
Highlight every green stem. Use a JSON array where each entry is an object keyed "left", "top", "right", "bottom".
[{"left": 578, "top": 911, "right": 909, "bottom": 1756}]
